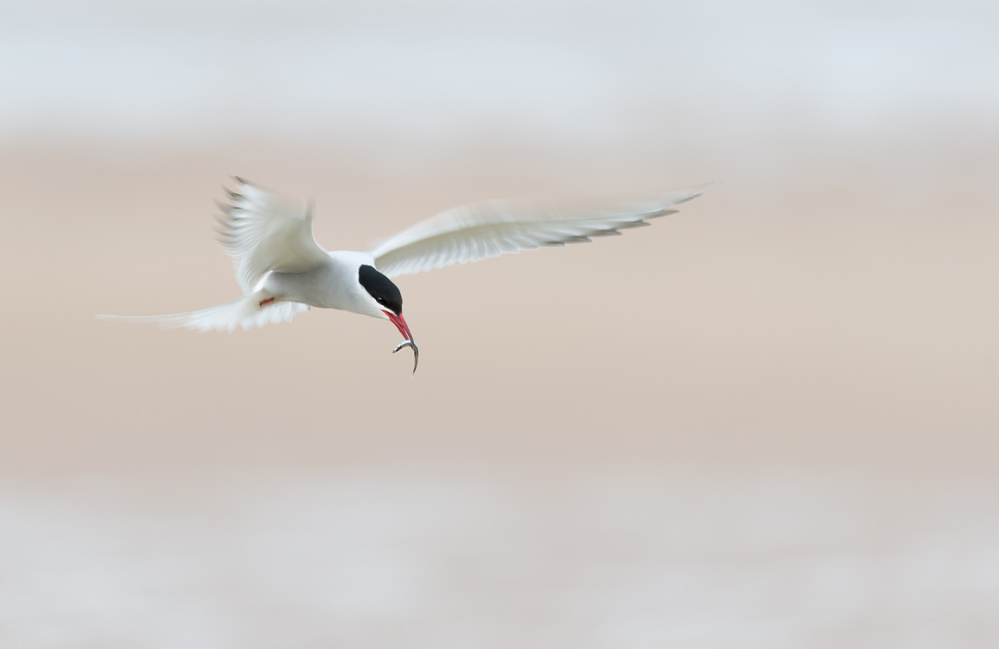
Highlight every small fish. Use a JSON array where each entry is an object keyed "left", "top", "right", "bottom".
[{"left": 393, "top": 339, "right": 419, "bottom": 374}]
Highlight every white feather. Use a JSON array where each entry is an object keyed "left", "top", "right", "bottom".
[
  {"left": 98, "top": 297, "right": 309, "bottom": 333},
  {"left": 369, "top": 183, "right": 716, "bottom": 277},
  {"left": 217, "top": 178, "right": 330, "bottom": 294}
]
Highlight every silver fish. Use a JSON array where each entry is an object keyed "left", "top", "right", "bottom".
[{"left": 393, "top": 339, "right": 419, "bottom": 374}]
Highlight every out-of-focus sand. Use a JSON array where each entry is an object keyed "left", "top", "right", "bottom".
[
  {"left": 1, "top": 136, "right": 997, "bottom": 646},
  {"left": 2, "top": 141, "right": 996, "bottom": 473}
]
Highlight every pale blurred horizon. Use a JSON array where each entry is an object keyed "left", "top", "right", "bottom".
[
  {"left": 5, "top": 0, "right": 999, "bottom": 170},
  {"left": 2, "top": 0, "right": 998, "bottom": 647}
]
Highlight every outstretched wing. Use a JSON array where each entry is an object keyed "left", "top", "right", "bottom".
[
  {"left": 369, "top": 183, "right": 715, "bottom": 278},
  {"left": 217, "top": 178, "right": 330, "bottom": 293}
]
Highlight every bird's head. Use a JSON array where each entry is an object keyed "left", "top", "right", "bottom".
[{"left": 358, "top": 264, "right": 418, "bottom": 373}]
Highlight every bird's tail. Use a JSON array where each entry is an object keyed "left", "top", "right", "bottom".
[{"left": 98, "top": 295, "right": 309, "bottom": 333}]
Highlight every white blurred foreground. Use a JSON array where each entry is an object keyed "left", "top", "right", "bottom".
[{"left": 2, "top": 466, "right": 998, "bottom": 649}]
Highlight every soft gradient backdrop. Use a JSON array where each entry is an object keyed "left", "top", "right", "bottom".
[{"left": 2, "top": 0, "right": 998, "bottom": 647}]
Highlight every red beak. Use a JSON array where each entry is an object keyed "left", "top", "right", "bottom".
[{"left": 384, "top": 311, "right": 413, "bottom": 342}]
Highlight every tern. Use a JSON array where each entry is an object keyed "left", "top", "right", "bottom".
[{"left": 103, "top": 178, "right": 714, "bottom": 373}]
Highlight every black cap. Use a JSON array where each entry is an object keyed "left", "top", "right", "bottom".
[{"left": 358, "top": 265, "right": 403, "bottom": 315}]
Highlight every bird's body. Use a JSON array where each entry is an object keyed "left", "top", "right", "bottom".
[
  {"left": 259, "top": 252, "right": 378, "bottom": 313},
  {"left": 103, "top": 178, "right": 714, "bottom": 372}
]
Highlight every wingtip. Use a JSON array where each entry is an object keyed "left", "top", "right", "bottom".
[
  {"left": 692, "top": 179, "right": 723, "bottom": 196},
  {"left": 213, "top": 198, "right": 233, "bottom": 215},
  {"left": 670, "top": 180, "right": 722, "bottom": 206}
]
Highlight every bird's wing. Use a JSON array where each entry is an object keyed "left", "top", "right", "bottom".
[
  {"left": 369, "top": 183, "right": 715, "bottom": 278},
  {"left": 217, "top": 178, "right": 330, "bottom": 294},
  {"left": 99, "top": 299, "right": 309, "bottom": 333}
]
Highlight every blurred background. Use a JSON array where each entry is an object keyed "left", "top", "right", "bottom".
[{"left": 2, "top": 0, "right": 998, "bottom": 646}]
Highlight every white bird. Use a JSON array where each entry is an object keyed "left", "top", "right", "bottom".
[{"left": 103, "top": 178, "right": 714, "bottom": 373}]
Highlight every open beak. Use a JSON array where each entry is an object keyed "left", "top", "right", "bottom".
[{"left": 384, "top": 311, "right": 419, "bottom": 374}]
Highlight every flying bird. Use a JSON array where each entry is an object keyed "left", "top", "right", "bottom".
[{"left": 103, "top": 178, "right": 714, "bottom": 373}]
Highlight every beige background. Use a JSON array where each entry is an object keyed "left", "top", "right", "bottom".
[{"left": 2, "top": 1, "right": 998, "bottom": 647}]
